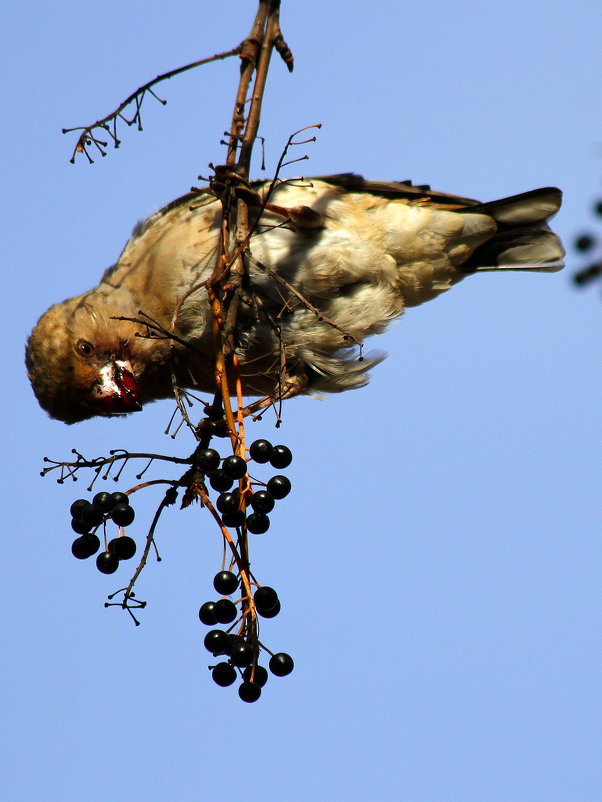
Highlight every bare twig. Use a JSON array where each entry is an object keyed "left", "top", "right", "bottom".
[
  {"left": 106, "top": 486, "right": 179, "bottom": 624},
  {"left": 244, "top": 248, "right": 364, "bottom": 350},
  {"left": 42, "top": 449, "right": 192, "bottom": 480},
  {"left": 63, "top": 48, "right": 243, "bottom": 163}
]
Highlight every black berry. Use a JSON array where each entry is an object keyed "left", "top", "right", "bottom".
[
  {"left": 213, "top": 571, "right": 239, "bottom": 595},
  {"left": 111, "top": 503, "right": 135, "bottom": 527},
  {"left": 253, "top": 586, "right": 279, "bottom": 613},
  {"left": 249, "top": 439, "right": 273, "bottom": 463},
  {"left": 258, "top": 599, "right": 281, "bottom": 618},
  {"left": 108, "top": 535, "right": 136, "bottom": 560},
  {"left": 226, "top": 634, "right": 245, "bottom": 655},
  {"left": 198, "top": 601, "right": 217, "bottom": 625},
  {"left": 80, "top": 502, "right": 105, "bottom": 527},
  {"left": 212, "top": 662, "right": 237, "bottom": 687},
  {"left": 247, "top": 513, "right": 270, "bottom": 534},
  {"left": 269, "top": 652, "right": 294, "bottom": 677},
  {"left": 242, "top": 664, "right": 268, "bottom": 687},
  {"left": 96, "top": 551, "right": 120, "bottom": 575},
  {"left": 213, "top": 598, "right": 238, "bottom": 624},
  {"left": 209, "top": 470, "right": 234, "bottom": 493},
  {"left": 221, "top": 510, "right": 246, "bottom": 528},
  {"left": 70, "top": 498, "right": 89, "bottom": 519},
  {"left": 266, "top": 475, "right": 291, "bottom": 500},
  {"left": 250, "top": 490, "right": 275, "bottom": 514},
  {"left": 216, "top": 491, "right": 240, "bottom": 515},
  {"left": 196, "top": 448, "right": 221, "bottom": 473},
  {"left": 238, "top": 681, "right": 261, "bottom": 702},
  {"left": 204, "top": 629, "right": 230, "bottom": 655},
  {"left": 109, "top": 492, "right": 129, "bottom": 508},
  {"left": 269, "top": 445, "right": 292, "bottom": 469},
  {"left": 229, "top": 642, "right": 254, "bottom": 667},
  {"left": 92, "top": 491, "right": 114, "bottom": 512},
  {"left": 71, "top": 534, "right": 100, "bottom": 559},
  {"left": 222, "top": 455, "right": 248, "bottom": 479},
  {"left": 71, "top": 517, "right": 92, "bottom": 535}
]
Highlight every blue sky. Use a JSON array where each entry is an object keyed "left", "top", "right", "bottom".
[{"left": 3, "top": 2, "right": 602, "bottom": 800}]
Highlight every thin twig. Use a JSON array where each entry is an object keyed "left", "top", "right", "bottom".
[
  {"left": 111, "top": 486, "right": 179, "bottom": 623},
  {"left": 64, "top": 47, "right": 242, "bottom": 163},
  {"left": 244, "top": 248, "right": 364, "bottom": 350},
  {"left": 41, "top": 450, "right": 192, "bottom": 480}
]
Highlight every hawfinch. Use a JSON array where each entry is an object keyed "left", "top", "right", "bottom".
[{"left": 26, "top": 174, "right": 564, "bottom": 423}]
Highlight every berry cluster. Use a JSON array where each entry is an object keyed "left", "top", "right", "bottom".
[
  {"left": 70, "top": 491, "right": 137, "bottom": 575},
  {"left": 62, "top": 436, "right": 294, "bottom": 699},
  {"left": 199, "top": 570, "right": 294, "bottom": 702},
  {"left": 192, "top": 438, "right": 296, "bottom": 700},
  {"left": 196, "top": 438, "right": 292, "bottom": 533}
]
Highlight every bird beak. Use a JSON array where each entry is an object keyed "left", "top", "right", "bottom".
[{"left": 90, "top": 359, "right": 142, "bottom": 416}]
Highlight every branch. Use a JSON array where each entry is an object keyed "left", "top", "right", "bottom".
[
  {"left": 105, "top": 485, "right": 179, "bottom": 625},
  {"left": 245, "top": 248, "right": 364, "bottom": 350},
  {"left": 63, "top": 47, "right": 242, "bottom": 163},
  {"left": 41, "top": 448, "right": 193, "bottom": 488}
]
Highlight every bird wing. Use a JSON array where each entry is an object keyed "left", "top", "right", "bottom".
[{"left": 304, "top": 173, "right": 481, "bottom": 208}]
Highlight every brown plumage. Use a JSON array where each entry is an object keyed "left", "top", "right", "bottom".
[{"left": 26, "top": 174, "right": 564, "bottom": 424}]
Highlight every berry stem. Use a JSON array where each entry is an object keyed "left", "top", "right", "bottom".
[
  {"left": 125, "top": 478, "right": 179, "bottom": 495},
  {"left": 119, "top": 488, "right": 173, "bottom": 606}
]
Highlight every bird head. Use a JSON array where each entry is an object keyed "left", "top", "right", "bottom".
[{"left": 26, "top": 293, "right": 144, "bottom": 424}]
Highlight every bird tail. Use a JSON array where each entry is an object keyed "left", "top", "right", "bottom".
[{"left": 460, "top": 187, "right": 565, "bottom": 272}]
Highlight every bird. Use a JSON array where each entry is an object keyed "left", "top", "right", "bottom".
[{"left": 26, "top": 173, "right": 564, "bottom": 424}]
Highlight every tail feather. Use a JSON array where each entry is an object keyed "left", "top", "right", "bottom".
[
  {"left": 460, "top": 187, "right": 565, "bottom": 272},
  {"left": 468, "top": 187, "right": 562, "bottom": 225}
]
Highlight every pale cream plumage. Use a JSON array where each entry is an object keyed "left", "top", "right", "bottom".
[{"left": 26, "top": 175, "right": 564, "bottom": 423}]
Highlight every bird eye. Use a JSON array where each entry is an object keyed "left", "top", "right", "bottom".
[{"left": 76, "top": 339, "right": 95, "bottom": 357}]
